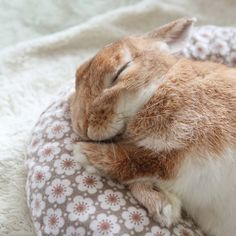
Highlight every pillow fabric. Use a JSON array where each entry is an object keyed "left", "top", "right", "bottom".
[{"left": 26, "top": 26, "right": 236, "bottom": 236}]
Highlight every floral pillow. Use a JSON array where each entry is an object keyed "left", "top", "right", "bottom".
[{"left": 26, "top": 26, "right": 236, "bottom": 236}]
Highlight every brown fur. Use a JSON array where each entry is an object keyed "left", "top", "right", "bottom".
[
  {"left": 70, "top": 18, "right": 236, "bottom": 229},
  {"left": 129, "top": 59, "right": 236, "bottom": 155},
  {"left": 71, "top": 50, "right": 236, "bottom": 181},
  {"left": 78, "top": 142, "right": 184, "bottom": 181}
]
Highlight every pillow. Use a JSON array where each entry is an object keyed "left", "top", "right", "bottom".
[
  {"left": 26, "top": 26, "right": 236, "bottom": 236},
  {"left": 182, "top": 26, "right": 236, "bottom": 66}
]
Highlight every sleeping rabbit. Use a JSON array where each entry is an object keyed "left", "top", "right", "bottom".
[{"left": 70, "top": 18, "right": 236, "bottom": 236}]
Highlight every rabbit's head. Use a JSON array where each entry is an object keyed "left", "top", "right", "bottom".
[{"left": 70, "top": 18, "right": 196, "bottom": 141}]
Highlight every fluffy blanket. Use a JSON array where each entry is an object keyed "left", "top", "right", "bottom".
[{"left": 1, "top": 0, "right": 236, "bottom": 235}]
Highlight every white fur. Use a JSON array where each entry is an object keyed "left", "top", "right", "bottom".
[
  {"left": 121, "top": 76, "right": 165, "bottom": 121},
  {"left": 154, "top": 190, "right": 182, "bottom": 227},
  {"left": 126, "top": 176, "right": 181, "bottom": 227},
  {"left": 158, "top": 148, "right": 236, "bottom": 236},
  {"left": 73, "top": 144, "right": 99, "bottom": 174},
  {"left": 129, "top": 181, "right": 181, "bottom": 227},
  {"left": 138, "top": 136, "right": 185, "bottom": 152},
  {"left": 121, "top": 76, "right": 166, "bottom": 118}
]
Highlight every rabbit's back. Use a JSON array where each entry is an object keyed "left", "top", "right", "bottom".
[{"left": 128, "top": 58, "right": 236, "bottom": 155}]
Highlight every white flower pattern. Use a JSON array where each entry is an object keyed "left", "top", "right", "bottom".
[
  {"left": 63, "top": 226, "right": 86, "bottom": 236},
  {"left": 34, "top": 222, "right": 42, "bottom": 236},
  {"left": 27, "top": 25, "right": 236, "bottom": 235},
  {"left": 191, "top": 41, "right": 209, "bottom": 60},
  {"left": 64, "top": 133, "right": 78, "bottom": 151},
  {"left": 122, "top": 206, "right": 150, "bottom": 232},
  {"left": 46, "top": 120, "right": 70, "bottom": 139},
  {"left": 31, "top": 165, "right": 51, "bottom": 189},
  {"left": 31, "top": 193, "right": 45, "bottom": 217},
  {"left": 145, "top": 226, "right": 170, "bottom": 236},
  {"left": 67, "top": 196, "right": 96, "bottom": 222},
  {"left": 90, "top": 213, "right": 120, "bottom": 236},
  {"left": 43, "top": 208, "right": 64, "bottom": 235},
  {"left": 76, "top": 171, "right": 103, "bottom": 194},
  {"left": 54, "top": 153, "right": 80, "bottom": 175},
  {"left": 38, "top": 142, "right": 61, "bottom": 162},
  {"left": 98, "top": 189, "right": 126, "bottom": 211},
  {"left": 211, "top": 39, "right": 230, "bottom": 56},
  {"left": 45, "top": 178, "right": 73, "bottom": 204}
]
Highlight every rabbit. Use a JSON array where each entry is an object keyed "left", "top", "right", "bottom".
[{"left": 70, "top": 18, "right": 236, "bottom": 236}]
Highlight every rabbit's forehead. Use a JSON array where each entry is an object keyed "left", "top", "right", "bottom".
[{"left": 95, "top": 41, "right": 131, "bottom": 68}]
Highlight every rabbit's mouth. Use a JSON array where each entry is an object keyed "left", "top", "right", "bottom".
[
  {"left": 98, "top": 131, "right": 125, "bottom": 144},
  {"left": 88, "top": 123, "right": 127, "bottom": 144}
]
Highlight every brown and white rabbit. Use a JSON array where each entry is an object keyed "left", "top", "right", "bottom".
[{"left": 70, "top": 18, "right": 236, "bottom": 236}]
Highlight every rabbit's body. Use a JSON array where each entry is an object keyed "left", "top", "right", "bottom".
[
  {"left": 70, "top": 18, "right": 236, "bottom": 236},
  {"left": 167, "top": 149, "right": 236, "bottom": 236},
  {"left": 135, "top": 60, "right": 236, "bottom": 236},
  {"left": 129, "top": 58, "right": 236, "bottom": 154}
]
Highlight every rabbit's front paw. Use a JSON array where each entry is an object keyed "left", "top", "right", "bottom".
[
  {"left": 130, "top": 183, "right": 181, "bottom": 227},
  {"left": 153, "top": 191, "right": 181, "bottom": 227},
  {"left": 73, "top": 142, "right": 116, "bottom": 176},
  {"left": 73, "top": 142, "right": 100, "bottom": 174}
]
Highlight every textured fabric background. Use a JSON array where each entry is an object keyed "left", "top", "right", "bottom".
[
  {"left": 0, "top": 0, "right": 140, "bottom": 49},
  {"left": 1, "top": 0, "right": 236, "bottom": 235},
  {"left": 1, "top": 0, "right": 236, "bottom": 49}
]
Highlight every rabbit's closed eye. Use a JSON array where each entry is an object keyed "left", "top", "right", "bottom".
[{"left": 111, "top": 61, "right": 131, "bottom": 85}]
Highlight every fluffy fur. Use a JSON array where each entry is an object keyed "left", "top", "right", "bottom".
[{"left": 71, "top": 18, "right": 236, "bottom": 236}]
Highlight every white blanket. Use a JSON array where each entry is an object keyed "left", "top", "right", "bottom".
[{"left": 1, "top": 0, "right": 236, "bottom": 235}]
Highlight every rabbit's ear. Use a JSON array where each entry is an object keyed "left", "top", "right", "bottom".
[{"left": 145, "top": 17, "right": 196, "bottom": 53}]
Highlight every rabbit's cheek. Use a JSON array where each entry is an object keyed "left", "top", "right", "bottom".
[
  {"left": 70, "top": 101, "right": 89, "bottom": 139},
  {"left": 87, "top": 106, "right": 125, "bottom": 141}
]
